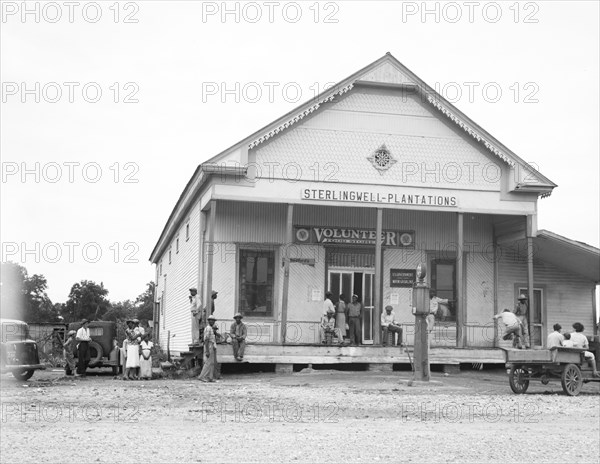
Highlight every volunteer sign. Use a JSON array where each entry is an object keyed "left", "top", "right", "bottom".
[
  {"left": 390, "top": 269, "right": 416, "bottom": 288},
  {"left": 302, "top": 188, "right": 457, "bottom": 207},
  {"left": 294, "top": 226, "right": 414, "bottom": 247}
]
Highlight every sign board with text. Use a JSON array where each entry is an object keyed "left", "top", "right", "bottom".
[{"left": 390, "top": 269, "right": 416, "bottom": 288}]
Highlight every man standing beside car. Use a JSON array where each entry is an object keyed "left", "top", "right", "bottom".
[{"left": 75, "top": 319, "right": 92, "bottom": 377}]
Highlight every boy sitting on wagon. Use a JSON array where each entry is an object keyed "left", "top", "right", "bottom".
[{"left": 569, "top": 322, "right": 600, "bottom": 378}]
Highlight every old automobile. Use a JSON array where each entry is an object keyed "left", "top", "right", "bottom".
[
  {"left": 67, "top": 321, "right": 120, "bottom": 375},
  {"left": 0, "top": 318, "right": 46, "bottom": 380}
]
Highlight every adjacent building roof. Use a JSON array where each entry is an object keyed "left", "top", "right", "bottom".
[{"left": 534, "top": 230, "right": 600, "bottom": 283}]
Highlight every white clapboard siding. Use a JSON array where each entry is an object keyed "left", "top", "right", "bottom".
[
  {"left": 252, "top": 86, "right": 502, "bottom": 192},
  {"left": 498, "top": 246, "right": 596, "bottom": 341},
  {"left": 156, "top": 201, "right": 201, "bottom": 353}
]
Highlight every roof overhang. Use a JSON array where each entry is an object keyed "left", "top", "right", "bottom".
[
  {"left": 533, "top": 230, "right": 600, "bottom": 282},
  {"left": 148, "top": 164, "right": 247, "bottom": 263},
  {"left": 504, "top": 230, "right": 600, "bottom": 283}
]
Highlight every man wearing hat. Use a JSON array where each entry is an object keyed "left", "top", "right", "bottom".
[
  {"left": 230, "top": 313, "right": 247, "bottom": 361},
  {"left": 63, "top": 330, "right": 77, "bottom": 375},
  {"left": 189, "top": 287, "right": 202, "bottom": 344},
  {"left": 198, "top": 315, "right": 218, "bottom": 382},
  {"left": 320, "top": 306, "right": 342, "bottom": 345},
  {"left": 75, "top": 319, "right": 92, "bottom": 377},
  {"left": 381, "top": 305, "right": 403, "bottom": 346},
  {"left": 347, "top": 294, "right": 363, "bottom": 345},
  {"left": 514, "top": 294, "right": 531, "bottom": 348}
]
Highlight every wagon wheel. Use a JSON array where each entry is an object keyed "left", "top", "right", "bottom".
[
  {"left": 561, "top": 363, "right": 583, "bottom": 396},
  {"left": 509, "top": 365, "right": 529, "bottom": 394}
]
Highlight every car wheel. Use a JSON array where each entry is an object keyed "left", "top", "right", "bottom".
[
  {"left": 88, "top": 341, "right": 104, "bottom": 367},
  {"left": 13, "top": 369, "right": 34, "bottom": 381}
]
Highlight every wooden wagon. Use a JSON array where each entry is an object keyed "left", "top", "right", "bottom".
[{"left": 503, "top": 347, "right": 600, "bottom": 396}]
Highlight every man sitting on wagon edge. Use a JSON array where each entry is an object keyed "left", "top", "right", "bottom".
[
  {"left": 493, "top": 309, "right": 524, "bottom": 349},
  {"left": 569, "top": 322, "right": 600, "bottom": 378},
  {"left": 547, "top": 323, "right": 564, "bottom": 348}
]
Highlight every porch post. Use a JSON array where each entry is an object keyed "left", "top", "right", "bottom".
[
  {"left": 592, "top": 288, "right": 598, "bottom": 336},
  {"left": 526, "top": 214, "right": 535, "bottom": 342},
  {"left": 456, "top": 212, "right": 465, "bottom": 348},
  {"left": 492, "top": 225, "right": 499, "bottom": 348},
  {"left": 204, "top": 200, "right": 216, "bottom": 328},
  {"left": 280, "top": 204, "right": 294, "bottom": 344},
  {"left": 374, "top": 208, "right": 383, "bottom": 345}
]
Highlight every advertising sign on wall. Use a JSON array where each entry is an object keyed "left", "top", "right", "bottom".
[
  {"left": 294, "top": 226, "right": 414, "bottom": 248},
  {"left": 390, "top": 269, "right": 416, "bottom": 287}
]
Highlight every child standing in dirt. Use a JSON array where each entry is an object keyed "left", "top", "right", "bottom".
[
  {"left": 139, "top": 334, "right": 153, "bottom": 380},
  {"left": 63, "top": 330, "right": 77, "bottom": 375}
]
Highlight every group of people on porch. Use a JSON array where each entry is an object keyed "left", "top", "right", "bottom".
[
  {"left": 320, "top": 289, "right": 454, "bottom": 346},
  {"left": 320, "top": 292, "right": 403, "bottom": 346}
]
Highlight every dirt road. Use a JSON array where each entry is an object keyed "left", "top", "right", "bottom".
[{"left": 1, "top": 368, "right": 599, "bottom": 463}]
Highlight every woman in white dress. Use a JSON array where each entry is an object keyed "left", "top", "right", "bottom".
[
  {"left": 124, "top": 320, "right": 141, "bottom": 380},
  {"left": 336, "top": 294, "right": 347, "bottom": 339},
  {"left": 139, "top": 334, "right": 153, "bottom": 380}
]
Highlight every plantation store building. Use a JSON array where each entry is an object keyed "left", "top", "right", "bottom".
[{"left": 150, "top": 54, "right": 599, "bottom": 368}]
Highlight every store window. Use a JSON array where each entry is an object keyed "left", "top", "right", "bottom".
[
  {"left": 239, "top": 249, "right": 274, "bottom": 317},
  {"left": 430, "top": 259, "right": 456, "bottom": 322}
]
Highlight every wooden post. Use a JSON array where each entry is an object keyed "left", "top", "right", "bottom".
[
  {"left": 456, "top": 213, "right": 464, "bottom": 348},
  {"left": 204, "top": 200, "right": 217, "bottom": 328},
  {"left": 592, "top": 288, "right": 598, "bottom": 336},
  {"left": 280, "top": 204, "right": 294, "bottom": 344},
  {"left": 197, "top": 208, "right": 204, "bottom": 307},
  {"left": 373, "top": 208, "right": 383, "bottom": 345},
  {"left": 492, "top": 226, "right": 499, "bottom": 348},
  {"left": 526, "top": 214, "right": 535, "bottom": 343}
]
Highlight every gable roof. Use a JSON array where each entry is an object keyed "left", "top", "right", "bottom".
[
  {"left": 150, "top": 53, "right": 557, "bottom": 262},
  {"left": 207, "top": 52, "right": 556, "bottom": 191}
]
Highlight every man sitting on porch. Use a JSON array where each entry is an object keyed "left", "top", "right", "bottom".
[
  {"left": 320, "top": 308, "right": 342, "bottom": 345},
  {"left": 494, "top": 309, "right": 524, "bottom": 349},
  {"left": 381, "top": 305, "right": 403, "bottom": 346}
]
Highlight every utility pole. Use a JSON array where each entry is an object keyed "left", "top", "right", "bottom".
[{"left": 412, "top": 263, "right": 430, "bottom": 381}]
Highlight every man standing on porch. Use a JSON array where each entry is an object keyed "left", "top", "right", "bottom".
[
  {"left": 189, "top": 288, "right": 202, "bottom": 344},
  {"left": 347, "top": 294, "right": 363, "bottom": 345},
  {"left": 514, "top": 294, "right": 531, "bottom": 348}
]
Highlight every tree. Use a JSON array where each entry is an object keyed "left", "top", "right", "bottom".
[
  {"left": 135, "top": 281, "right": 155, "bottom": 322},
  {"left": 0, "top": 262, "right": 57, "bottom": 322},
  {"left": 102, "top": 299, "right": 136, "bottom": 322},
  {"left": 64, "top": 280, "right": 110, "bottom": 322},
  {"left": 0, "top": 262, "right": 27, "bottom": 320}
]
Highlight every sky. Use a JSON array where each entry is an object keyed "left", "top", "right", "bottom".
[{"left": 1, "top": 0, "right": 599, "bottom": 304}]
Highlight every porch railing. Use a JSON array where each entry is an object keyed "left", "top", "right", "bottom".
[{"left": 214, "top": 320, "right": 500, "bottom": 348}]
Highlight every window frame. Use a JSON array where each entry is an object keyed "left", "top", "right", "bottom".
[
  {"left": 237, "top": 247, "right": 276, "bottom": 319},
  {"left": 428, "top": 257, "right": 457, "bottom": 323}
]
